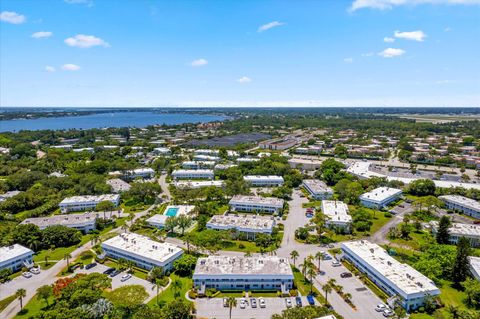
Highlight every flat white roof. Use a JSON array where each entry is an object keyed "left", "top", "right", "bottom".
[
  {"left": 439, "top": 195, "right": 480, "bottom": 211},
  {"left": 130, "top": 168, "right": 155, "bottom": 174},
  {"left": 431, "top": 221, "right": 480, "bottom": 237},
  {"left": 342, "top": 241, "right": 439, "bottom": 296},
  {"left": 236, "top": 157, "right": 259, "bottom": 162},
  {"left": 469, "top": 256, "right": 480, "bottom": 280},
  {"left": 174, "top": 180, "right": 224, "bottom": 188},
  {"left": 194, "top": 256, "right": 293, "bottom": 276},
  {"left": 321, "top": 200, "right": 351, "bottom": 223},
  {"left": 0, "top": 244, "right": 33, "bottom": 263},
  {"left": 21, "top": 212, "right": 98, "bottom": 228},
  {"left": 244, "top": 175, "right": 284, "bottom": 181},
  {"left": 146, "top": 214, "right": 169, "bottom": 225},
  {"left": 106, "top": 179, "right": 131, "bottom": 192},
  {"left": 207, "top": 214, "right": 275, "bottom": 231},
  {"left": 60, "top": 194, "right": 120, "bottom": 205},
  {"left": 172, "top": 169, "right": 214, "bottom": 175},
  {"left": 303, "top": 179, "right": 333, "bottom": 194},
  {"left": 102, "top": 233, "right": 183, "bottom": 263},
  {"left": 229, "top": 195, "right": 284, "bottom": 207},
  {"left": 360, "top": 187, "right": 402, "bottom": 203}
]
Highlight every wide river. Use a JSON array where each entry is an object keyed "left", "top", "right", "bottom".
[{"left": 0, "top": 111, "right": 226, "bottom": 132}]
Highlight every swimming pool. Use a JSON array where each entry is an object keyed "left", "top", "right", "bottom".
[{"left": 164, "top": 207, "right": 179, "bottom": 217}]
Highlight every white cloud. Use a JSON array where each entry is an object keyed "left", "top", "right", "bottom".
[
  {"left": 384, "top": 37, "right": 395, "bottom": 43},
  {"left": 237, "top": 76, "right": 252, "bottom": 83},
  {"left": 32, "top": 31, "right": 53, "bottom": 39},
  {"left": 344, "top": 57, "right": 354, "bottom": 63},
  {"left": 65, "top": 34, "right": 109, "bottom": 48},
  {"left": 394, "top": 30, "right": 426, "bottom": 41},
  {"left": 64, "top": 0, "right": 94, "bottom": 6},
  {"left": 378, "top": 48, "right": 406, "bottom": 58},
  {"left": 258, "top": 21, "right": 284, "bottom": 32},
  {"left": 349, "top": 0, "right": 480, "bottom": 12},
  {"left": 45, "top": 66, "right": 56, "bottom": 73},
  {"left": 191, "top": 58, "right": 208, "bottom": 67},
  {"left": 0, "top": 11, "right": 26, "bottom": 24},
  {"left": 361, "top": 52, "right": 375, "bottom": 57},
  {"left": 61, "top": 64, "right": 81, "bottom": 71}
]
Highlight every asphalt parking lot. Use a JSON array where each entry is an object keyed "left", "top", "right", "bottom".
[
  {"left": 389, "top": 202, "right": 413, "bottom": 215},
  {"left": 196, "top": 296, "right": 311, "bottom": 319},
  {"left": 75, "top": 263, "right": 157, "bottom": 300}
]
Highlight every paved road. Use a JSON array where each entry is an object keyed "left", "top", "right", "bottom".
[
  {"left": 370, "top": 203, "right": 413, "bottom": 245},
  {"left": 158, "top": 173, "right": 171, "bottom": 200}
]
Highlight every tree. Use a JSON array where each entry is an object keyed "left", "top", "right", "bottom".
[
  {"left": 344, "top": 181, "right": 364, "bottom": 205},
  {"left": 11, "top": 223, "right": 43, "bottom": 251},
  {"left": 37, "top": 285, "right": 53, "bottom": 306},
  {"left": 314, "top": 251, "right": 323, "bottom": 274},
  {"left": 436, "top": 215, "right": 451, "bottom": 244},
  {"left": 227, "top": 296, "right": 237, "bottom": 319},
  {"left": 106, "top": 285, "right": 148, "bottom": 315},
  {"left": 173, "top": 254, "right": 197, "bottom": 276},
  {"left": 164, "top": 217, "right": 178, "bottom": 233},
  {"left": 42, "top": 225, "right": 82, "bottom": 248},
  {"left": 160, "top": 299, "right": 192, "bottom": 319},
  {"left": 172, "top": 279, "right": 183, "bottom": 298},
  {"left": 64, "top": 253, "right": 72, "bottom": 269},
  {"left": 95, "top": 200, "right": 115, "bottom": 218},
  {"left": 463, "top": 277, "right": 480, "bottom": 308},
  {"left": 322, "top": 284, "right": 332, "bottom": 304},
  {"left": 176, "top": 215, "right": 193, "bottom": 235},
  {"left": 290, "top": 250, "right": 299, "bottom": 267},
  {"left": 452, "top": 237, "right": 472, "bottom": 285},
  {"left": 16, "top": 288, "right": 26, "bottom": 309},
  {"left": 407, "top": 179, "right": 436, "bottom": 196},
  {"left": 306, "top": 266, "right": 317, "bottom": 293}
]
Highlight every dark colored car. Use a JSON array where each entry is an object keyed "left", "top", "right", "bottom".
[
  {"left": 340, "top": 272, "right": 353, "bottom": 278},
  {"left": 103, "top": 267, "right": 115, "bottom": 275},
  {"left": 109, "top": 269, "right": 122, "bottom": 277},
  {"left": 85, "top": 263, "right": 97, "bottom": 270},
  {"left": 307, "top": 295, "right": 315, "bottom": 305},
  {"left": 295, "top": 296, "right": 302, "bottom": 307}
]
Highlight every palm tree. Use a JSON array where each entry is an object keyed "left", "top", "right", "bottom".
[
  {"left": 44, "top": 254, "right": 50, "bottom": 267},
  {"left": 152, "top": 279, "right": 162, "bottom": 305},
  {"left": 16, "top": 288, "right": 26, "bottom": 309},
  {"left": 91, "top": 234, "right": 100, "bottom": 246},
  {"left": 314, "top": 251, "right": 323, "bottom": 273},
  {"left": 322, "top": 284, "right": 332, "bottom": 304},
  {"left": 227, "top": 296, "right": 237, "bottom": 319},
  {"left": 299, "top": 259, "right": 308, "bottom": 277},
  {"left": 344, "top": 292, "right": 352, "bottom": 302},
  {"left": 290, "top": 250, "right": 299, "bottom": 266},
  {"left": 172, "top": 279, "right": 182, "bottom": 298},
  {"left": 64, "top": 253, "right": 72, "bottom": 269},
  {"left": 306, "top": 266, "right": 316, "bottom": 293}
]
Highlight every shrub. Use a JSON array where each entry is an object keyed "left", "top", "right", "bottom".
[
  {"left": 384, "top": 212, "right": 392, "bottom": 218},
  {"left": 238, "top": 243, "right": 246, "bottom": 249}
]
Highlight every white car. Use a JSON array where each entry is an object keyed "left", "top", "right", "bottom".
[
  {"left": 120, "top": 274, "right": 132, "bottom": 282},
  {"left": 285, "top": 298, "right": 292, "bottom": 308},
  {"left": 30, "top": 267, "right": 41, "bottom": 274},
  {"left": 383, "top": 309, "right": 394, "bottom": 317},
  {"left": 239, "top": 298, "right": 247, "bottom": 309},
  {"left": 375, "top": 304, "right": 387, "bottom": 312},
  {"left": 22, "top": 272, "right": 32, "bottom": 278},
  {"left": 332, "top": 260, "right": 341, "bottom": 267},
  {"left": 259, "top": 297, "right": 266, "bottom": 308}
]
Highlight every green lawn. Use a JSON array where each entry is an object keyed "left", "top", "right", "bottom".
[
  {"left": 0, "top": 295, "right": 16, "bottom": 312},
  {"left": 15, "top": 295, "right": 54, "bottom": 319},
  {"left": 148, "top": 273, "right": 192, "bottom": 307},
  {"left": 390, "top": 231, "right": 434, "bottom": 250}
]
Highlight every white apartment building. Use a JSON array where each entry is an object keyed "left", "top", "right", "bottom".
[
  {"left": 194, "top": 149, "right": 220, "bottom": 156},
  {"left": 101, "top": 233, "right": 183, "bottom": 271},
  {"left": 430, "top": 221, "right": 480, "bottom": 248},
  {"left": 0, "top": 244, "right": 34, "bottom": 272},
  {"left": 193, "top": 154, "right": 221, "bottom": 162},
  {"left": 236, "top": 157, "right": 260, "bottom": 163},
  {"left": 146, "top": 205, "right": 195, "bottom": 228},
  {"left": 125, "top": 168, "right": 155, "bottom": 179},
  {"left": 173, "top": 180, "right": 224, "bottom": 189},
  {"left": 341, "top": 240, "right": 440, "bottom": 311},
  {"left": 359, "top": 187, "right": 402, "bottom": 209},
  {"left": 153, "top": 147, "right": 171, "bottom": 155},
  {"left": 469, "top": 256, "right": 480, "bottom": 281},
  {"left": 21, "top": 212, "right": 99, "bottom": 233},
  {"left": 229, "top": 195, "right": 284, "bottom": 214},
  {"left": 214, "top": 164, "right": 237, "bottom": 171},
  {"left": 303, "top": 179, "right": 333, "bottom": 200},
  {"left": 321, "top": 200, "right": 352, "bottom": 232},
  {"left": 193, "top": 256, "right": 294, "bottom": 294},
  {"left": 439, "top": 195, "right": 480, "bottom": 219},
  {"left": 243, "top": 175, "right": 284, "bottom": 187},
  {"left": 171, "top": 169, "right": 214, "bottom": 180},
  {"left": 182, "top": 161, "right": 215, "bottom": 169},
  {"left": 206, "top": 214, "right": 275, "bottom": 238},
  {"left": 106, "top": 178, "right": 131, "bottom": 193},
  {"left": 59, "top": 194, "right": 120, "bottom": 213}
]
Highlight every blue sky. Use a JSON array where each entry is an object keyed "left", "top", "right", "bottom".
[{"left": 1, "top": 0, "right": 479, "bottom": 107}]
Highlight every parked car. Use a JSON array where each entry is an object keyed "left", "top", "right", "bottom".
[
  {"left": 259, "top": 298, "right": 266, "bottom": 308},
  {"left": 22, "top": 272, "right": 32, "bottom": 278},
  {"left": 120, "top": 274, "right": 132, "bottom": 282},
  {"left": 239, "top": 298, "right": 247, "bottom": 309},
  {"left": 340, "top": 272, "right": 352, "bottom": 278},
  {"left": 85, "top": 263, "right": 97, "bottom": 270},
  {"left": 322, "top": 253, "right": 332, "bottom": 260},
  {"left": 332, "top": 260, "right": 341, "bottom": 267},
  {"left": 375, "top": 304, "right": 387, "bottom": 312},
  {"left": 103, "top": 267, "right": 115, "bottom": 275},
  {"left": 307, "top": 295, "right": 315, "bottom": 305},
  {"left": 30, "top": 267, "right": 40, "bottom": 274},
  {"left": 250, "top": 298, "right": 257, "bottom": 308},
  {"left": 109, "top": 269, "right": 121, "bottom": 277},
  {"left": 285, "top": 298, "right": 292, "bottom": 308},
  {"left": 223, "top": 298, "right": 228, "bottom": 307},
  {"left": 383, "top": 309, "right": 394, "bottom": 317},
  {"left": 295, "top": 296, "right": 302, "bottom": 307}
]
